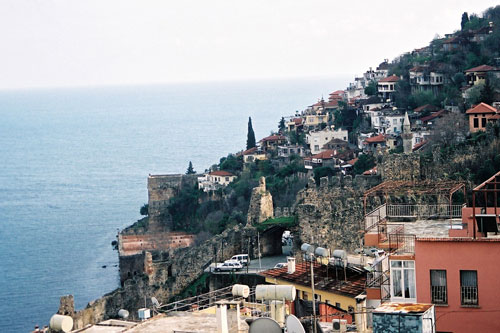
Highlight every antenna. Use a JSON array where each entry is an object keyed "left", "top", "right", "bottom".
[{"left": 151, "top": 297, "right": 161, "bottom": 308}]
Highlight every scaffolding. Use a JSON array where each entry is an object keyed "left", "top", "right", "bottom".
[
  {"left": 363, "top": 180, "right": 466, "bottom": 222},
  {"left": 472, "top": 170, "right": 500, "bottom": 238}
]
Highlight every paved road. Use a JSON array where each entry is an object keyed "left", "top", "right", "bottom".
[{"left": 207, "top": 255, "right": 289, "bottom": 274}]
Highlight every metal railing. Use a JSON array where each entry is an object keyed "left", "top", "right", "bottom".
[
  {"left": 461, "top": 286, "right": 478, "bottom": 306},
  {"left": 158, "top": 286, "right": 256, "bottom": 314},
  {"left": 431, "top": 286, "right": 447, "bottom": 304},
  {"left": 388, "top": 234, "right": 416, "bottom": 254},
  {"left": 386, "top": 204, "right": 464, "bottom": 219},
  {"left": 365, "top": 203, "right": 387, "bottom": 231}
]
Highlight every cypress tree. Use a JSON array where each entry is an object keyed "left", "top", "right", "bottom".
[
  {"left": 461, "top": 12, "right": 469, "bottom": 30},
  {"left": 186, "top": 161, "right": 196, "bottom": 174},
  {"left": 246, "top": 117, "right": 256, "bottom": 150}
]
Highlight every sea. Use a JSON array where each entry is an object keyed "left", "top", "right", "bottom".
[{"left": 0, "top": 77, "right": 349, "bottom": 332}]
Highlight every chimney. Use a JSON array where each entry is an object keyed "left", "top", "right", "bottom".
[{"left": 287, "top": 257, "right": 296, "bottom": 274}]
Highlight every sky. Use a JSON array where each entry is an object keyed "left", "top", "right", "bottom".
[{"left": 0, "top": 0, "right": 498, "bottom": 90}]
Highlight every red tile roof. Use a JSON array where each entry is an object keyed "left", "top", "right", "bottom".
[
  {"left": 412, "top": 140, "right": 428, "bottom": 152},
  {"left": 347, "top": 158, "right": 358, "bottom": 166},
  {"left": 292, "top": 118, "right": 303, "bottom": 125},
  {"left": 413, "top": 104, "right": 439, "bottom": 113},
  {"left": 364, "top": 134, "right": 386, "bottom": 144},
  {"left": 312, "top": 149, "right": 336, "bottom": 160},
  {"left": 260, "top": 261, "right": 366, "bottom": 298},
  {"left": 242, "top": 147, "right": 257, "bottom": 155},
  {"left": 260, "top": 134, "right": 286, "bottom": 142},
  {"left": 466, "top": 102, "right": 497, "bottom": 114},
  {"left": 465, "top": 64, "right": 498, "bottom": 73},
  {"left": 329, "top": 90, "right": 344, "bottom": 96},
  {"left": 488, "top": 114, "right": 500, "bottom": 120},
  {"left": 378, "top": 75, "right": 400, "bottom": 83},
  {"left": 209, "top": 170, "right": 235, "bottom": 177},
  {"left": 363, "top": 166, "right": 377, "bottom": 175},
  {"left": 420, "top": 109, "right": 447, "bottom": 122},
  {"left": 409, "top": 66, "right": 426, "bottom": 72}
]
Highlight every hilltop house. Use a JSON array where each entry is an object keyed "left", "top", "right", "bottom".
[
  {"left": 377, "top": 75, "right": 399, "bottom": 102},
  {"left": 259, "top": 134, "right": 287, "bottom": 152},
  {"left": 362, "top": 134, "right": 386, "bottom": 153},
  {"left": 286, "top": 117, "right": 304, "bottom": 132},
  {"left": 242, "top": 147, "right": 267, "bottom": 163},
  {"left": 306, "top": 127, "right": 349, "bottom": 155},
  {"left": 409, "top": 65, "right": 445, "bottom": 95},
  {"left": 277, "top": 144, "right": 306, "bottom": 158},
  {"left": 465, "top": 102, "right": 499, "bottom": 133},
  {"left": 198, "top": 170, "right": 236, "bottom": 192},
  {"left": 465, "top": 64, "right": 500, "bottom": 86}
]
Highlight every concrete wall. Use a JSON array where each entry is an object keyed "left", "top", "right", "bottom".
[{"left": 415, "top": 239, "right": 500, "bottom": 333}]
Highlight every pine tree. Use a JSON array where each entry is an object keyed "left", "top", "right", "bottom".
[
  {"left": 246, "top": 117, "right": 256, "bottom": 150},
  {"left": 479, "top": 80, "right": 494, "bottom": 105},
  {"left": 186, "top": 161, "right": 196, "bottom": 174}
]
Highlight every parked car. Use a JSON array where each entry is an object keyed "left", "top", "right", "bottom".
[
  {"left": 215, "top": 261, "right": 243, "bottom": 272},
  {"left": 274, "top": 263, "right": 288, "bottom": 269},
  {"left": 230, "top": 254, "right": 250, "bottom": 266},
  {"left": 364, "top": 248, "right": 385, "bottom": 257}
]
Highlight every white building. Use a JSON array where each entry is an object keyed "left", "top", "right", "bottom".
[
  {"left": 306, "top": 127, "right": 349, "bottom": 154},
  {"left": 198, "top": 171, "right": 237, "bottom": 192}
]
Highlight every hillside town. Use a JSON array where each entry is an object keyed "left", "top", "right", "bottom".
[{"left": 45, "top": 6, "right": 500, "bottom": 333}]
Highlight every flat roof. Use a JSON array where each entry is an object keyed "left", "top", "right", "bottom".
[{"left": 374, "top": 303, "right": 433, "bottom": 314}]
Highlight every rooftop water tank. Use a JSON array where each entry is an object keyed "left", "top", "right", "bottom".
[
  {"left": 49, "top": 314, "right": 73, "bottom": 333},
  {"left": 256, "top": 284, "right": 296, "bottom": 301}
]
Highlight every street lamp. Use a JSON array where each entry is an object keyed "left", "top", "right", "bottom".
[{"left": 301, "top": 243, "right": 328, "bottom": 333}]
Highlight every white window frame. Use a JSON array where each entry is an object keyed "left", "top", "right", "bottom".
[{"left": 390, "top": 260, "right": 416, "bottom": 303}]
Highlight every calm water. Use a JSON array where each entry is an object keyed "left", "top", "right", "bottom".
[{"left": 0, "top": 77, "right": 348, "bottom": 332}]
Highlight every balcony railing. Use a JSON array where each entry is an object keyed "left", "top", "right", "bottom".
[
  {"left": 386, "top": 204, "right": 463, "bottom": 219},
  {"left": 388, "top": 233, "right": 415, "bottom": 254},
  {"left": 365, "top": 203, "right": 387, "bottom": 231}
]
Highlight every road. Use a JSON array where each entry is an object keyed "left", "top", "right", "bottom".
[{"left": 206, "top": 255, "right": 289, "bottom": 274}]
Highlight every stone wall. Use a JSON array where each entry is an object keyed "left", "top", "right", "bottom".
[
  {"left": 118, "top": 251, "right": 153, "bottom": 285},
  {"left": 380, "top": 153, "right": 421, "bottom": 182},
  {"left": 147, "top": 174, "right": 198, "bottom": 231},
  {"left": 64, "top": 224, "right": 261, "bottom": 329},
  {"left": 247, "top": 177, "right": 274, "bottom": 224},
  {"left": 294, "top": 176, "right": 368, "bottom": 252}
]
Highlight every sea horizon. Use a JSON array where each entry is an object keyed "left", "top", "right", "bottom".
[{"left": 0, "top": 76, "right": 349, "bottom": 332}]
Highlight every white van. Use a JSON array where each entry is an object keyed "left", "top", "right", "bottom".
[{"left": 230, "top": 254, "right": 250, "bottom": 266}]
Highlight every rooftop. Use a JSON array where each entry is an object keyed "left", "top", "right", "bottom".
[
  {"left": 466, "top": 102, "right": 497, "bottom": 114},
  {"left": 260, "top": 261, "right": 366, "bottom": 298},
  {"left": 373, "top": 303, "right": 433, "bottom": 314},
  {"left": 465, "top": 64, "right": 499, "bottom": 73},
  {"left": 364, "top": 134, "right": 386, "bottom": 144},
  {"left": 378, "top": 75, "right": 400, "bottom": 83},
  {"left": 209, "top": 170, "right": 235, "bottom": 177}
]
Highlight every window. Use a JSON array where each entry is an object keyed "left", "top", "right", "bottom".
[
  {"left": 481, "top": 117, "right": 486, "bottom": 127},
  {"left": 473, "top": 118, "right": 479, "bottom": 128},
  {"left": 460, "top": 270, "right": 478, "bottom": 305},
  {"left": 430, "top": 270, "right": 447, "bottom": 304},
  {"left": 314, "top": 294, "right": 321, "bottom": 302},
  {"left": 314, "top": 145, "right": 319, "bottom": 151},
  {"left": 335, "top": 302, "right": 341, "bottom": 308},
  {"left": 390, "top": 260, "right": 416, "bottom": 301}
]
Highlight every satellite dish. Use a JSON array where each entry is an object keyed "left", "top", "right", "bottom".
[
  {"left": 151, "top": 297, "right": 161, "bottom": 308},
  {"left": 249, "top": 318, "right": 282, "bottom": 333},
  {"left": 286, "top": 315, "right": 305, "bottom": 333}
]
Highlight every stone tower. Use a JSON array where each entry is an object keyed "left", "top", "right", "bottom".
[
  {"left": 402, "top": 111, "right": 413, "bottom": 154},
  {"left": 247, "top": 177, "right": 274, "bottom": 224}
]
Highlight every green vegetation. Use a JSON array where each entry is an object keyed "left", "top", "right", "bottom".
[
  {"left": 140, "top": 203, "right": 149, "bottom": 216},
  {"left": 255, "top": 216, "right": 297, "bottom": 232},
  {"left": 364, "top": 80, "right": 377, "bottom": 96},
  {"left": 246, "top": 117, "right": 256, "bottom": 150},
  {"left": 353, "top": 154, "right": 375, "bottom": 175}
]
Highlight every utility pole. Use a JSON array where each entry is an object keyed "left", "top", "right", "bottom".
[
  {"left": 257, "top": 232, "right": 262, "bottom": 271},
  {"left": 310, "top": 258, "right": 317, "bottom": 333}
]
